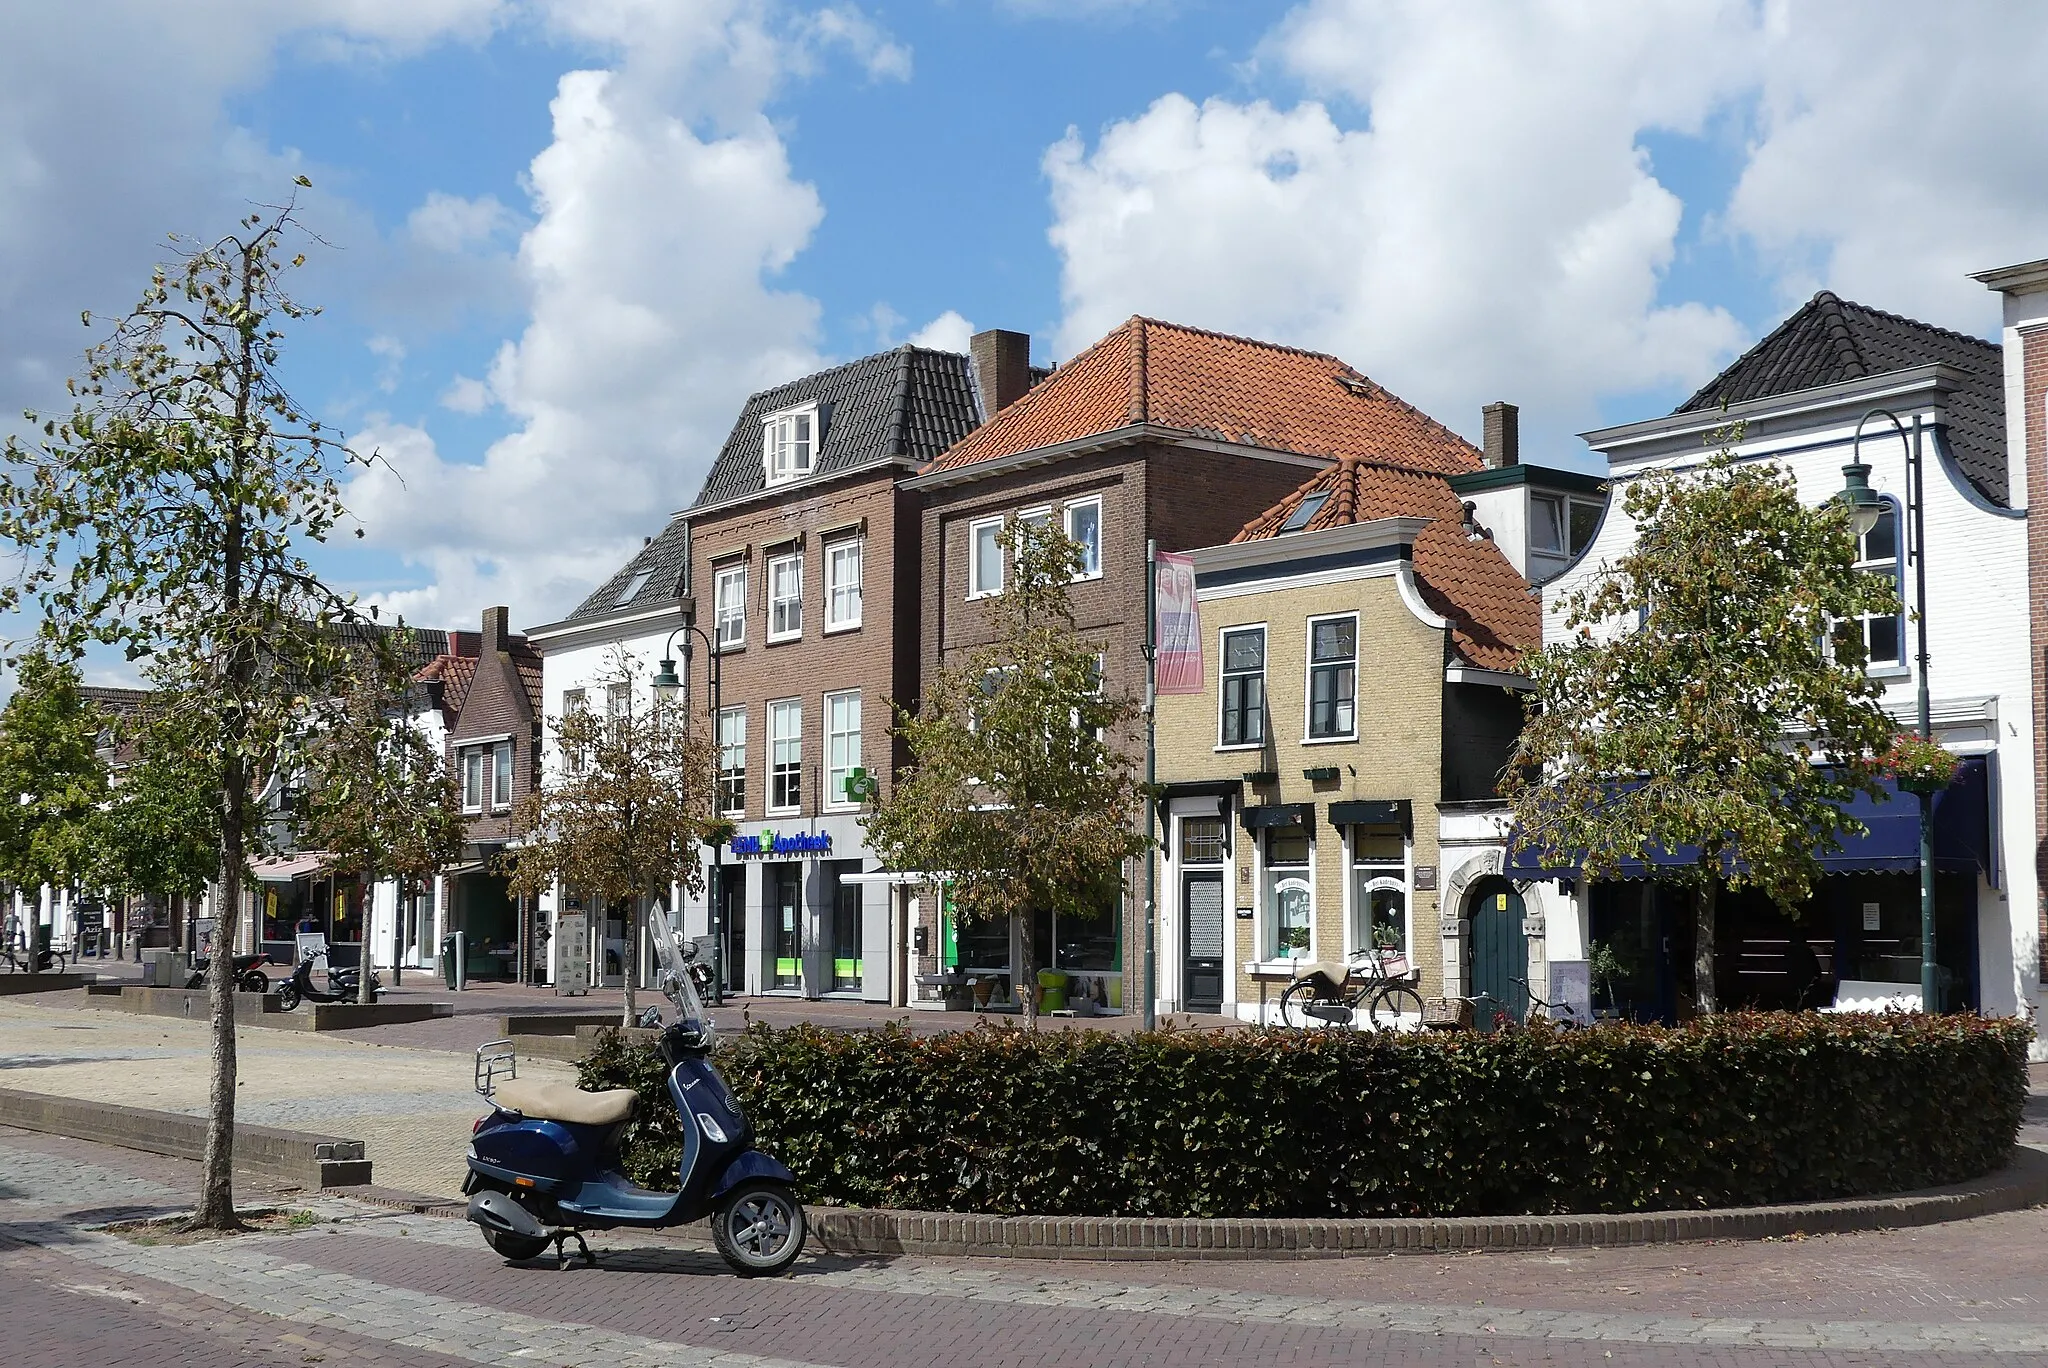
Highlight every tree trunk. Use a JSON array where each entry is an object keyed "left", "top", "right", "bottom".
[
  {"left": 1016, "top": 908, "right": 1038, "bottom": 1031},
  {"left": 621, "top": 892, "right": 640, "bottom": 1029},
  {"left": 195, "top": 761, "right": 244, "bottom": 1228},
  {"left": 358, "top": 868, "right": 376, "bottom": 1004},
  {"left": 1692, "top": 877, "right": 1718, "bottom": 1016}
]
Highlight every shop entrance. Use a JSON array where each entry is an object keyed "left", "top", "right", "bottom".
[
  {"left": 827, "top": 860, "right": 862, "bottom": 993},
  {"left": 1469, "top": 877, "right": 1528, "bottom": 1023},
  {"left": 455, "top": 871, "right": 519, "bottom": 982},
  {"left": 713, "top": 866, "right": 744, "bottom": 994},
  {"left": 769, "top": 863, "right": 802, "bottom": 991},
  {"left": 1182, "top": 874, "right": 1225, "bottom": 1013}
]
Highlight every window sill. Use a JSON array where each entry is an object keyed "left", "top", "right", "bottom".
[
  {"left": 822, "top": 801, "right": 862, "bottom": 814},
  {"left": 1070, "top": 570, "right": 1104, "bottom": 584},
  {"left": 1214, "top": 742, "right": 1264, "bottom": 753},
  {"left": 765, "top": 632, "right": 803, "bottom": 646},
  {"left": 714, "top": 641, "right": 745, "bottom": 655},
  {"left": 1245, "top": 959, "right": 1310, "bottom": 978},
  {"left": 824, "top": 621, "right": 862, "bottom": 635},
  {"left": 966, "top": 589, "right": 1000, "bottom": 602},
  {"left": 1868, "top": 665, "right": 1911, "bottom": 680},
  {"left": 765, "top": 809, "right": 801, "bottom": 821},
  {"left": 1301, "top": 734, "right": 1358, "bottom": 746}
]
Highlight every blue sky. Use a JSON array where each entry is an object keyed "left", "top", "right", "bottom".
[{"left": 6, "top": 0, "right": 2047, "bottom": 665}]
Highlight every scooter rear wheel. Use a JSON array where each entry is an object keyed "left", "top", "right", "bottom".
[
  {"left": 711, "top": 1180, "right": 806, "bottom": 1276},
  {"left": 480, "top": 1226, "right": 551, "bottom": 1262}
]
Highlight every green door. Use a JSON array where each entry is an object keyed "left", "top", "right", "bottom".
[{"left": 1469, "top": 877, "right": 1529, "bottom": 1024}]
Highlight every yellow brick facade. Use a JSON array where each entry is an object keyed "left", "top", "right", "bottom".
[{"left": 1154, "top": 562, "right": 1450, "bottom": 1018}]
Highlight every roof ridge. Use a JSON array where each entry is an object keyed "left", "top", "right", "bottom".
[
  {"left": 1125, "top": 315, "right": 1345, "bottom": 364},
  {"left": 1833, "top": 294, "right": 2003, "bottom": 354},
  {"left": 1812, "top": 291, "right": 1868, "bottom": 380},
  {"left": 886, "top": 345, "right": 913, "bottom": 458},
  {"left": 1127, "top": 316, "right": 1148, "bottom": 424}
]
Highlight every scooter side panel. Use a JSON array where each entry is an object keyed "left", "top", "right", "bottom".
[
  {"left": 469, "top": 1115, "right": 589, "bottom": 1193},
  {"left": 705, "top": 1150, "right": 797, "bottom": 1203}
]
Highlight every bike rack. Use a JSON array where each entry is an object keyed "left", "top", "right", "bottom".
[{"left": 475, "top": 1038, "right": 518, "bottom": 1099}]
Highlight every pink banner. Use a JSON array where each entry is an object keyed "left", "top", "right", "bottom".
[{"left": 1154, "top": 551, "right": 1203, "bottom": 695}]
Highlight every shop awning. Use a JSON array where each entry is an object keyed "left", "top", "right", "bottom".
[
  {"left": 249, "top": 853, "right": 326, "bottom": 883},
  {"left": 1505, "top": 756, "right": 1993, "bottom": 882},
  {"left": 1241, "top": 803, "right": 1314, "bottom": 832},
  {"left": 1329, "top": 799, "right": 1412, "bottom": 834}
]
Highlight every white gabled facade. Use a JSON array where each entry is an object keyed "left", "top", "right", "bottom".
[{"left": 1539, "top": 362, "right": 2036, "bottom": 1027}]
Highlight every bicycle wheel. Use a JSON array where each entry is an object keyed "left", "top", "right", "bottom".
[
  {"left": 1369, "top": 984, "right": 1423, "bottom": 1031},
  {"left": 1279, "top": 980, "right": 1324, "bottom": 1028}
]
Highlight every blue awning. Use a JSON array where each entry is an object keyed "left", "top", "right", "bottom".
[{"left": 1506, "top": 756, "right": 1992, "bottom": 881}]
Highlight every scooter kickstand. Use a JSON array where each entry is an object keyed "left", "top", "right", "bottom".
[{"left": 552, "top": 1229, "right": 596, "bottom": 1270}]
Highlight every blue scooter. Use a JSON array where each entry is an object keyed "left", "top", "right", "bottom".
[{"left": 462, "top": 908, "right": 807, "bottom": 1275}]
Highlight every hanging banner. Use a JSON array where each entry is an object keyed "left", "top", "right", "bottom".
[{"left": 1153, "top": 550, "right": 1203, "bottom": 695}]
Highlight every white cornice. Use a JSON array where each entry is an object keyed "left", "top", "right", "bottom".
[
  {"left": 1444, "top": 664, "right": 1532, "bottom": 691},
  {"left": 1973, "top": 258, "right": 2048, "bottom": 294},
  {"left": 523, "top": 601, "right": 687, "bottom": 653},
  {"left": 1187, "top": 515, "right": 1428, "bottom": 576},
  {"left": 1580, "top": 364, "right": 1967, "bottom": 463}
]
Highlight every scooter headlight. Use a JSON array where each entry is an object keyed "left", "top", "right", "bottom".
[{"left": 695, "top": 1112, "right": 728, "bottom": 1144}]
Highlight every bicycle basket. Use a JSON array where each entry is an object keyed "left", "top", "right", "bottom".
[{"left": 1421, "top": 997, "right": 1472, "bottom": 1029}]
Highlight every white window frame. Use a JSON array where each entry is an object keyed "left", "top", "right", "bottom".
[
  {"left": 825, "top": 537, "right": 862, "bottom": 632},
  {"left": 767, "top": 550, "right": 803, "bottom": 643},
  {"left": 714, "top": 563, "right": 747, "bottom": 650},
  {"left": 968, "top": 516, "right": 1004, "bottom": 598},
  {"left": 1850, "top": 496, "right": 1905, "bottom": 671},
  {"left": 1260, "top": 826, "right": 1314, "bottom": 964},
  {"left": 1345, "top": 827, "right": 1411, "bottom": 962},
  {"left": 824, "top": 689, "right": 861, "bottom": 810},
  {"left": 606, "top": 682, "right": 632, "bottom": 725},
  {"left": 768, "top": 698, "right": 802, "bottom": 815},
  {"left": 716, "top": 705, "right": 746, "bottom": 817},
  {"left": 762, "top": 403, "right": 818, "bottom": 486},
  {"left": 1303, "top": 611, "right": 1358, "bottom": 744},
  {"left": 561, "top": 689, "right": 588, "bottom": 775},
  {"left": 492, "top": 739, "right": 513, "bottom": 811},
  {"left": 460, "top": 746, "right": 484, "bottom": 814},
  {"left": 1216, "top": 623, "right": 1267, "bottom": 751},
  {"left": 1064, "top": 496, "right": 1103, "bottom": 581}
]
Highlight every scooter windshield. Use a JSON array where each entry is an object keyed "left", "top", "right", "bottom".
[{"left": 647, "top": 906, "right": 711, "bottom": 1040}]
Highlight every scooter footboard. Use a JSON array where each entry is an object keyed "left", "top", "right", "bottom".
[{"left": 707, "top": 1150, "right": 797, "bottom": 1203}]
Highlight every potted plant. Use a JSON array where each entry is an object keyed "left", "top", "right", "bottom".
[{"left": 1882, "top": 731, "right": 1959, "bottom": 795}]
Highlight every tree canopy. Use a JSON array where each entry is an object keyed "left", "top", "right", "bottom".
[
  {"left": 1503, "top": 449, "right": 1901, "bottom": 1013},
  {"left": 0, "top": 652, "right": 107, "bottom": 917},
  {"left": 862, "top": 517, "right": 1150, "bottom": 1026}
]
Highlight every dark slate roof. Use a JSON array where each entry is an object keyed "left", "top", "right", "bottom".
[
  {"left": 562, "top": 345, "right": 982, "bottom": 625},
  {"left": 565, "top": 517, "right": 692, "bottom": 624},
  {"left": 693, "top": 345, "right": 979, "bottom": 508},
  {"left": 1676, "top": 291, "right": 2007, "bottom": 505}
]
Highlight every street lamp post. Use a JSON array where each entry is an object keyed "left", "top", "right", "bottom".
[
  {"left": 651, "top": 620, "right": 724, "bottom": 1006},
  {"left": 1838, "top": 407, "right": 1937, "bottom": 1012}
]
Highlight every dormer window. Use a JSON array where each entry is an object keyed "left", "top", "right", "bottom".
[{"left": 763, "top": 404, "right": 817, "bottom": 485}]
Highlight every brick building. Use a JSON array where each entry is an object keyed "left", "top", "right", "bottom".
[{"left": 903, "top": 318, "right": 1501, "bottom": 1016}]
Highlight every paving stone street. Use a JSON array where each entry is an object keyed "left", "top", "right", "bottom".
[{"left": 9, "top": 989, "right": 2048, "bottom": 1366}]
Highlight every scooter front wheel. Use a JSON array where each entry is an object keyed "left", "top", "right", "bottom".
[
  {"left": 276, "top": 982, "right": 301, "bottom": 1012},
  {"left": 711, "top": 1180, "right": 806, "bottom": 1276}
]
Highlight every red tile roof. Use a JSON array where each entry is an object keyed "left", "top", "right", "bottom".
[
  {"left": 1233, "top": 460, "right": 1540, "bottom": 673},
  {"left": 927, "top": 317, "right": 1486, "bottom": 476},
  {"left": 414, "top": 640, "right": 542, "bottom": 719}
]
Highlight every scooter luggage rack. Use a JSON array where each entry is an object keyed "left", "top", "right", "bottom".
[{"left": 475, "top": 1038, "right": 518, "bottom": 1099}]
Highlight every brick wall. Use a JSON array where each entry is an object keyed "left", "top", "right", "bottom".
[{"left": 446, "top": 609, "right": 539, "bottom": 846}]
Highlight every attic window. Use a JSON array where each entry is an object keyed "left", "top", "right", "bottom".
[
  {"left": 614, "top": 569, "right": 653, "bottom": 606},
  {"left": 1280, "top": 493, "right": 1328, "bottom": 533},
  {"left": 763, "top": 403, "right": 818, "bottom": 485}
]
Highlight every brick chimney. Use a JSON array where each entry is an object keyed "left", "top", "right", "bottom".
[
  {"left": 971, "top": 329, "right": 1032, "bottom": 418},
  {"left": 1482, "top": 402, "right": 1519, "bottom": 469},
  {"left": 481, "top": 605, "right": 509, "bottom": 654}
]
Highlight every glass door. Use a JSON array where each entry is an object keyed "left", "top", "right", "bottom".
[
  {"left": 830, "top": 861, "right": 862, "bottom": 992},
  {"left": 771, "top": 863, "right": 802, "bottom": 990}
]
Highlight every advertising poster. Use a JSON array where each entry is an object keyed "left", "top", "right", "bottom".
[
  {"left": 1154, "top": 550, "right": 1203, "bottom": 695},
  {"left": 555, "top": 911, "right": 589, "bottom": 996}
]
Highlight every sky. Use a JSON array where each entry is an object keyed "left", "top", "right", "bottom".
[{"left": 6, "top": 0, "right": 2048, "bottom": 678}]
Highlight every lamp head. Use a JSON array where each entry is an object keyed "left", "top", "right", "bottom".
[
  {"left": 652, "top": 658, "right": 681, "bottom": 701},
  {"left": 1837, "top": 460, "right": 1884, "bottom": 539}
]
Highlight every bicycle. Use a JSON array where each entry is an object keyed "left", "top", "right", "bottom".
[
  {"left": 0, "top": 943, "right": 66, "bottom": 973},
  {"left": 1279, "top": 948, "right": 1424, "bottom": 1031},
  {"left": 1507, "top": 976, "right": 1585, "bottom": 1028}
]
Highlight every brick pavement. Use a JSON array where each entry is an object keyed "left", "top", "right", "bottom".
[{"left": 10, "top": 1127, "right": 2048, "bottom": 1365}]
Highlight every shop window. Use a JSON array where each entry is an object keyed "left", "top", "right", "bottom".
[
  {"left": 716, "top": 706, "right": 745, "bottom": 816},
  {"left": 1065, "top": 497, "right": 1102, "bottom": 579},
  {"left": 1265, "top": 825, "right": 1312, "bottom": 961},
  {"left": 1219, "top": 626, "right": 1266, "bottom": 747},
  {"left": 714, "top": 564, "right": 747, "bottom": 649},
  {"left": 825, "top": 538, "right": 862, "bottom": 631},
  {"left": 767, "top": 551, "right": 802, "bottom": 642},
  {"left": 1306, "top": 614, "right": 1356, "bottom": 740},
  {"left": 825, "top": 689, "right": 861, "bottom": 808},
  {"left": 1351, "top": 829, "right": 1407, "bottom": 955},
  {"left": 1180, "top": 814, "right": 1227, "bottom": 865},
  {"left": 769, "top": 698, "right": 801, "bottom": 812}
]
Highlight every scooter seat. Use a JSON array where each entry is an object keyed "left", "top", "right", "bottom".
[{"left": 494, "top": 1078, "right": 638, "bottom": 1126}]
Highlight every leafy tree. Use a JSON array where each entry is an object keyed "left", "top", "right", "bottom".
[
  {"left": 1503, "top": 450, "right": 1899, "bottom": 1014},
  {"left": 0, "top": 652, "right": 107, "bottom": 962},
  {"left": 0, "top": 185, "right": 363, "bottom": 1226},
  {"left": 88, "top": 688, "right": 222, "bottom": 931},
  {"left": 507, "top": 652, "right": 719, "bottom": 1027},
  {"left": 293, "top": 641, "right": 464, "bottom": 1003},
  {"left": 862, "top": 518, "right": 1150, "bottom": 1028}
]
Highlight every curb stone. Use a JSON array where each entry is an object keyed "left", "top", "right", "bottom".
[{"left": 0, "top": 1086, "right": 372, "bottom": 1189}]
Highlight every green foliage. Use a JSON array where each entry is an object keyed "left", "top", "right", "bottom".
[
  {"left": 582, "top": 1014, "right": 2026, "bottom": 1217},
  {"left": 1505, "top": 447, "right": 1901, "bottom": 1009},
  {"left": 861, "top": 517, "right": 1150, "bottom": 1024},
  {"left": 88, "top": 693, "right": 220, "bottom": 900},
  {"left": 0, "top": 652, "right": 107, "bottom": 893}
]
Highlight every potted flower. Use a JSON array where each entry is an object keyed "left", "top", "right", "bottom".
[{"left": 1881, "top": 731, "right": 1959, "bottom": 795}]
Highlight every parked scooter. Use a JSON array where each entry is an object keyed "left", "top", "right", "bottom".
[
  {"left": 185, "top": 952, "right": 272, "bottom": 994},
  {"left": 275, "top": 949, "right": 382, "bottom": 1011},
  {"left": 463, "top": 907, "right": 806, "bottom": 1276}
]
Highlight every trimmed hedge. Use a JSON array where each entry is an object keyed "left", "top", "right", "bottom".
[{"left": 579, "top": 1012, "right": 2029, "bottom": 1219}]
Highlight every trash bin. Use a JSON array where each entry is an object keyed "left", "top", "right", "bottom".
[
  {"left": 441, "top": 932, "right": 467, "bottom": 991},
  {"left": 1036, "top": 969, "right": 1068, "bottom": 1014}
]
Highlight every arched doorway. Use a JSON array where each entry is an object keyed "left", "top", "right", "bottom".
[{"left": 1468, "top": 877, "right": 1528, "bottom": 1024}]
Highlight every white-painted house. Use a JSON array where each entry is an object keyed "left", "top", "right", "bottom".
[{"left": 1528, "top": 291, "right": 2037, "bottom": 1028}]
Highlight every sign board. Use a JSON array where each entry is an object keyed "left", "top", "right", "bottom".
[
  {"left": 1548, "top": 959, "right": 1592, "bottom": 1024},
  {"left": 1153, "top": 551, "right": 1203, "bottom": 695},
  {"left": 555, "top": 911, "right": 589, "bottom": 996},
  {"left": 1235, "top": 906, "right": 1254, "bottom": 921},
  {"left": 730, "top": 830, "right": 831, "bottom": 858},
  {"left": 295, "top": 932, "right": 329, "bottom": 972},
  {"left": 1861, "top": 901, "right": 1881, "bottom": 932},
  {"left": 1413, "top": 865, "right": 1437, "bottom": 891}
]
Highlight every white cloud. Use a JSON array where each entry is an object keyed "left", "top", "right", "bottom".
[
  {"left": 907, "top": 310, "right": 975, "bottom": 353},
  {"left": 367, "top": 334, "right": 407, "bottom": 393},
  {"left": 795, "top": 6, "right": 913, "bottom": 83},
  {"left": 406, "top": 190, "right": 520, "bottom": 253},
  {"left": 347, "top": 2, "right": 910, "bottom": 627},
  {"left": 439, "top": 374, "right": 491, "bottom": 414}
]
